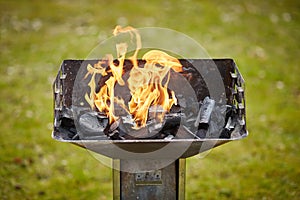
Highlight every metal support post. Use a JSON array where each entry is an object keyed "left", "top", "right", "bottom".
[{"left": 113, "top": 159, "right": 186, "bottom": 200}]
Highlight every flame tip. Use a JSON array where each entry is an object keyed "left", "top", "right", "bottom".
[{"left": 85, "top": 25, "right": 182, "bottom": 129}]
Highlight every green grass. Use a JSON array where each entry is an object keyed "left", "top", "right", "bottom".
[{"left": 1, "top": 0, "right": 299, "bottom": 199}]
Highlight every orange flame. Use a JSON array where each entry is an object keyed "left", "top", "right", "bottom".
[{"left": 85, "top": 26, "right": 182, "bottom": 129}]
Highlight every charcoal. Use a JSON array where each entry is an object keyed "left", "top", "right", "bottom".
[
  {"left": 229, "top": 113, "right": 243, "bottom": 138},
  {"left": 117, "top": 127, "right": 133, "bottom": 139},
  {"left": 161, "top": 114, "right": 181, "bottom": 131},
  {"left": 161, "top": 114, "right": 181, "bottom": 136},
  {"left": 119, "top": 115, "right": 135, "bottom": 133},
  {"left": 108, "top": 129, "right": 119, "bottom": 137},
  {"left": 106, "top": 119, "right": 138, "bottom": 140},
  {"left": 164, "top": 134, "right": 174, "bottom": 140},
  {"left": 118, "top": 116, "right": 159, "bottom": 139},
  {"left": 57, "top": 126, "right": 77, "bottom": 140},
  {"left": 199, "top": 98, "right": 215, "bottom": 124},
  {"left": 194, "top": 97, "right": 215, "bottom": 127},
  {"left": 148, "top": 105, "right": 163, "bottom": 117},
  {"left": 108, "top": 130, "right": 120, "bottom": 139},
  {"left": 78, "top": 112, "right": 108, "bottom": 138},
  {"left": 219, "top": 129, "right": 231, "bottom": 138},
  {"left": 60, "top": 117, "right": 77, "bottom": 139},
  {"left": 220, "top": 115, "right": 237, "bottom": 139},
  {"left": 225, "top": 117, "right": 235, "bottom": 130},
  {"left": 196, "top": 129, "right": 207, "bottom": 139},
  {"left": 104, "top": 119, "right": 122, "bottom": 140},
  {"left": 121, "top": 115, "right": 134, "bottom": 124},
  {"left": 198, "top": 123, "right": 209, "bottom": 130},
  {"left": 147, "top": 119, "right": 164, "bottom": 135},
  {"left": 170, "top": 104, "right": 181, "bottom": 113},
  {"left": 224, "top": 105, "right": 234, "bottom": 123},
  {"left": 117, "top": 112, "right": 183, "bottom": 139},
  {"left": 177, "top": 97, "right": 186, "bottom": 108},
  {"left": 61, "top": 107, "right": 74, "bottom": 119},
  {"left": 230, "top": 123, "right": 243, "bottom": 138},
  {"left": 109, "top": 120, "right": 119, "bottom": 132},
  {"left": 207, "top": 104, "right": 227, "bottom": 138},
  {"left": 129, "top": 127, "right": 153, "bottom": 139},
  {"left": 156, "top": 133, "right": 167, "bottom": 139},
  {"left": 196, "top": 123, "right": 209, "bottom": 138},
  {"left": 192, "top": 96, "right": 216, "bottom": 138},
  {"left": 69, "top": 127, "right": 77, "bottom": 134},
  {"left": 61, "top": 117, "right": 75, "bottom": 129}
]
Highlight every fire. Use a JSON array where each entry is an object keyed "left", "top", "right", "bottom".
[{"left": 85, "top": 26, "right": 182, "bottom": 129}]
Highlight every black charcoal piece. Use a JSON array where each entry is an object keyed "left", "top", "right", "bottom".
[
  {"left": 170, "top": 104, "right": 181, "bottom": 113},
  {"left": 57, "top": 126, "right": 77, "bottom": 140},
  {"left": 118, "top": 116, "right": 162, "bottom": 139},
  {"left": 219, "top": 115, "right": 236, "bottom": 139},
  {"left": 119, "top": 115, "right": 135, "bottom": 133},
  {"left": 108, "top": 129, "right": 119, "bottom": 137},
  {"left": 109, "top": 120, "right": 120, "bottom": 132},
  {"left": 196, "top": 123, "right": 209, "bottom": 138},
  {"left": 78, "top": 112, "right": 108, "bottom": 137},
  {"left": 196, "top": 129, "right": 207, "bottom": 139},
  {"left": 127, "top": 127, "right": 150, "bottom": 139},
  {"left": 225, "top": 117, "right": 235, "bottom": 130},
  {"left": 61, "top": 117, "right": 75, "bottom": 129},
  {"left": 194, "top": 97, "right": 215, "bottom": 127},
  {"left": 161, "top": 114, "right": 181, "bottom": 130},
  {"left": 69, "top": 127, "right": 77, "bottom": 133},
  {"left": 219, "top": 129, "right": 231, "bottom": 138},
  {"left": 147, "top": 120, "right": 164, "bottom": 135},
  {"left": 109, "top": 132, "right": 121, "bottom": 140},
  {"left": 104, "top": 119, "right": 121, "bottom": 139},
  {"left": 206, "top": 104, "right": 227, "bottom": 138}
]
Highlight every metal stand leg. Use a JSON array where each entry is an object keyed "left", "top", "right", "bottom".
[{"left": 113, "top": 159, "right": 186, "bottom": 200}]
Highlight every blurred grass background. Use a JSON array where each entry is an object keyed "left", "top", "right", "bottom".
[{"left": 0, "top": 0, "right": 299, "bottom": 199}]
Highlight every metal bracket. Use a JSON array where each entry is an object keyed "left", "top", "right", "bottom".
[{"left": 135, "top": 170, "right": 162, "bottom": 185}]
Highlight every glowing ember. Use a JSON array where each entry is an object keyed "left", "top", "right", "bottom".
[{"left": 85, "top": 26, "right": 182, "bottom": 129}]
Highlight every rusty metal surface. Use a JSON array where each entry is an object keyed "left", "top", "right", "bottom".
[
  {"left": 52, "top": 59, "right": 248, "bottom": 159},
  {"left": 113, "top": 159, "right": 185, "bottom": 200}
]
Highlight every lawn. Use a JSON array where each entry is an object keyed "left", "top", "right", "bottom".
[{"left": 0, "top": 0, "right": 299, "bottom": 199}]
